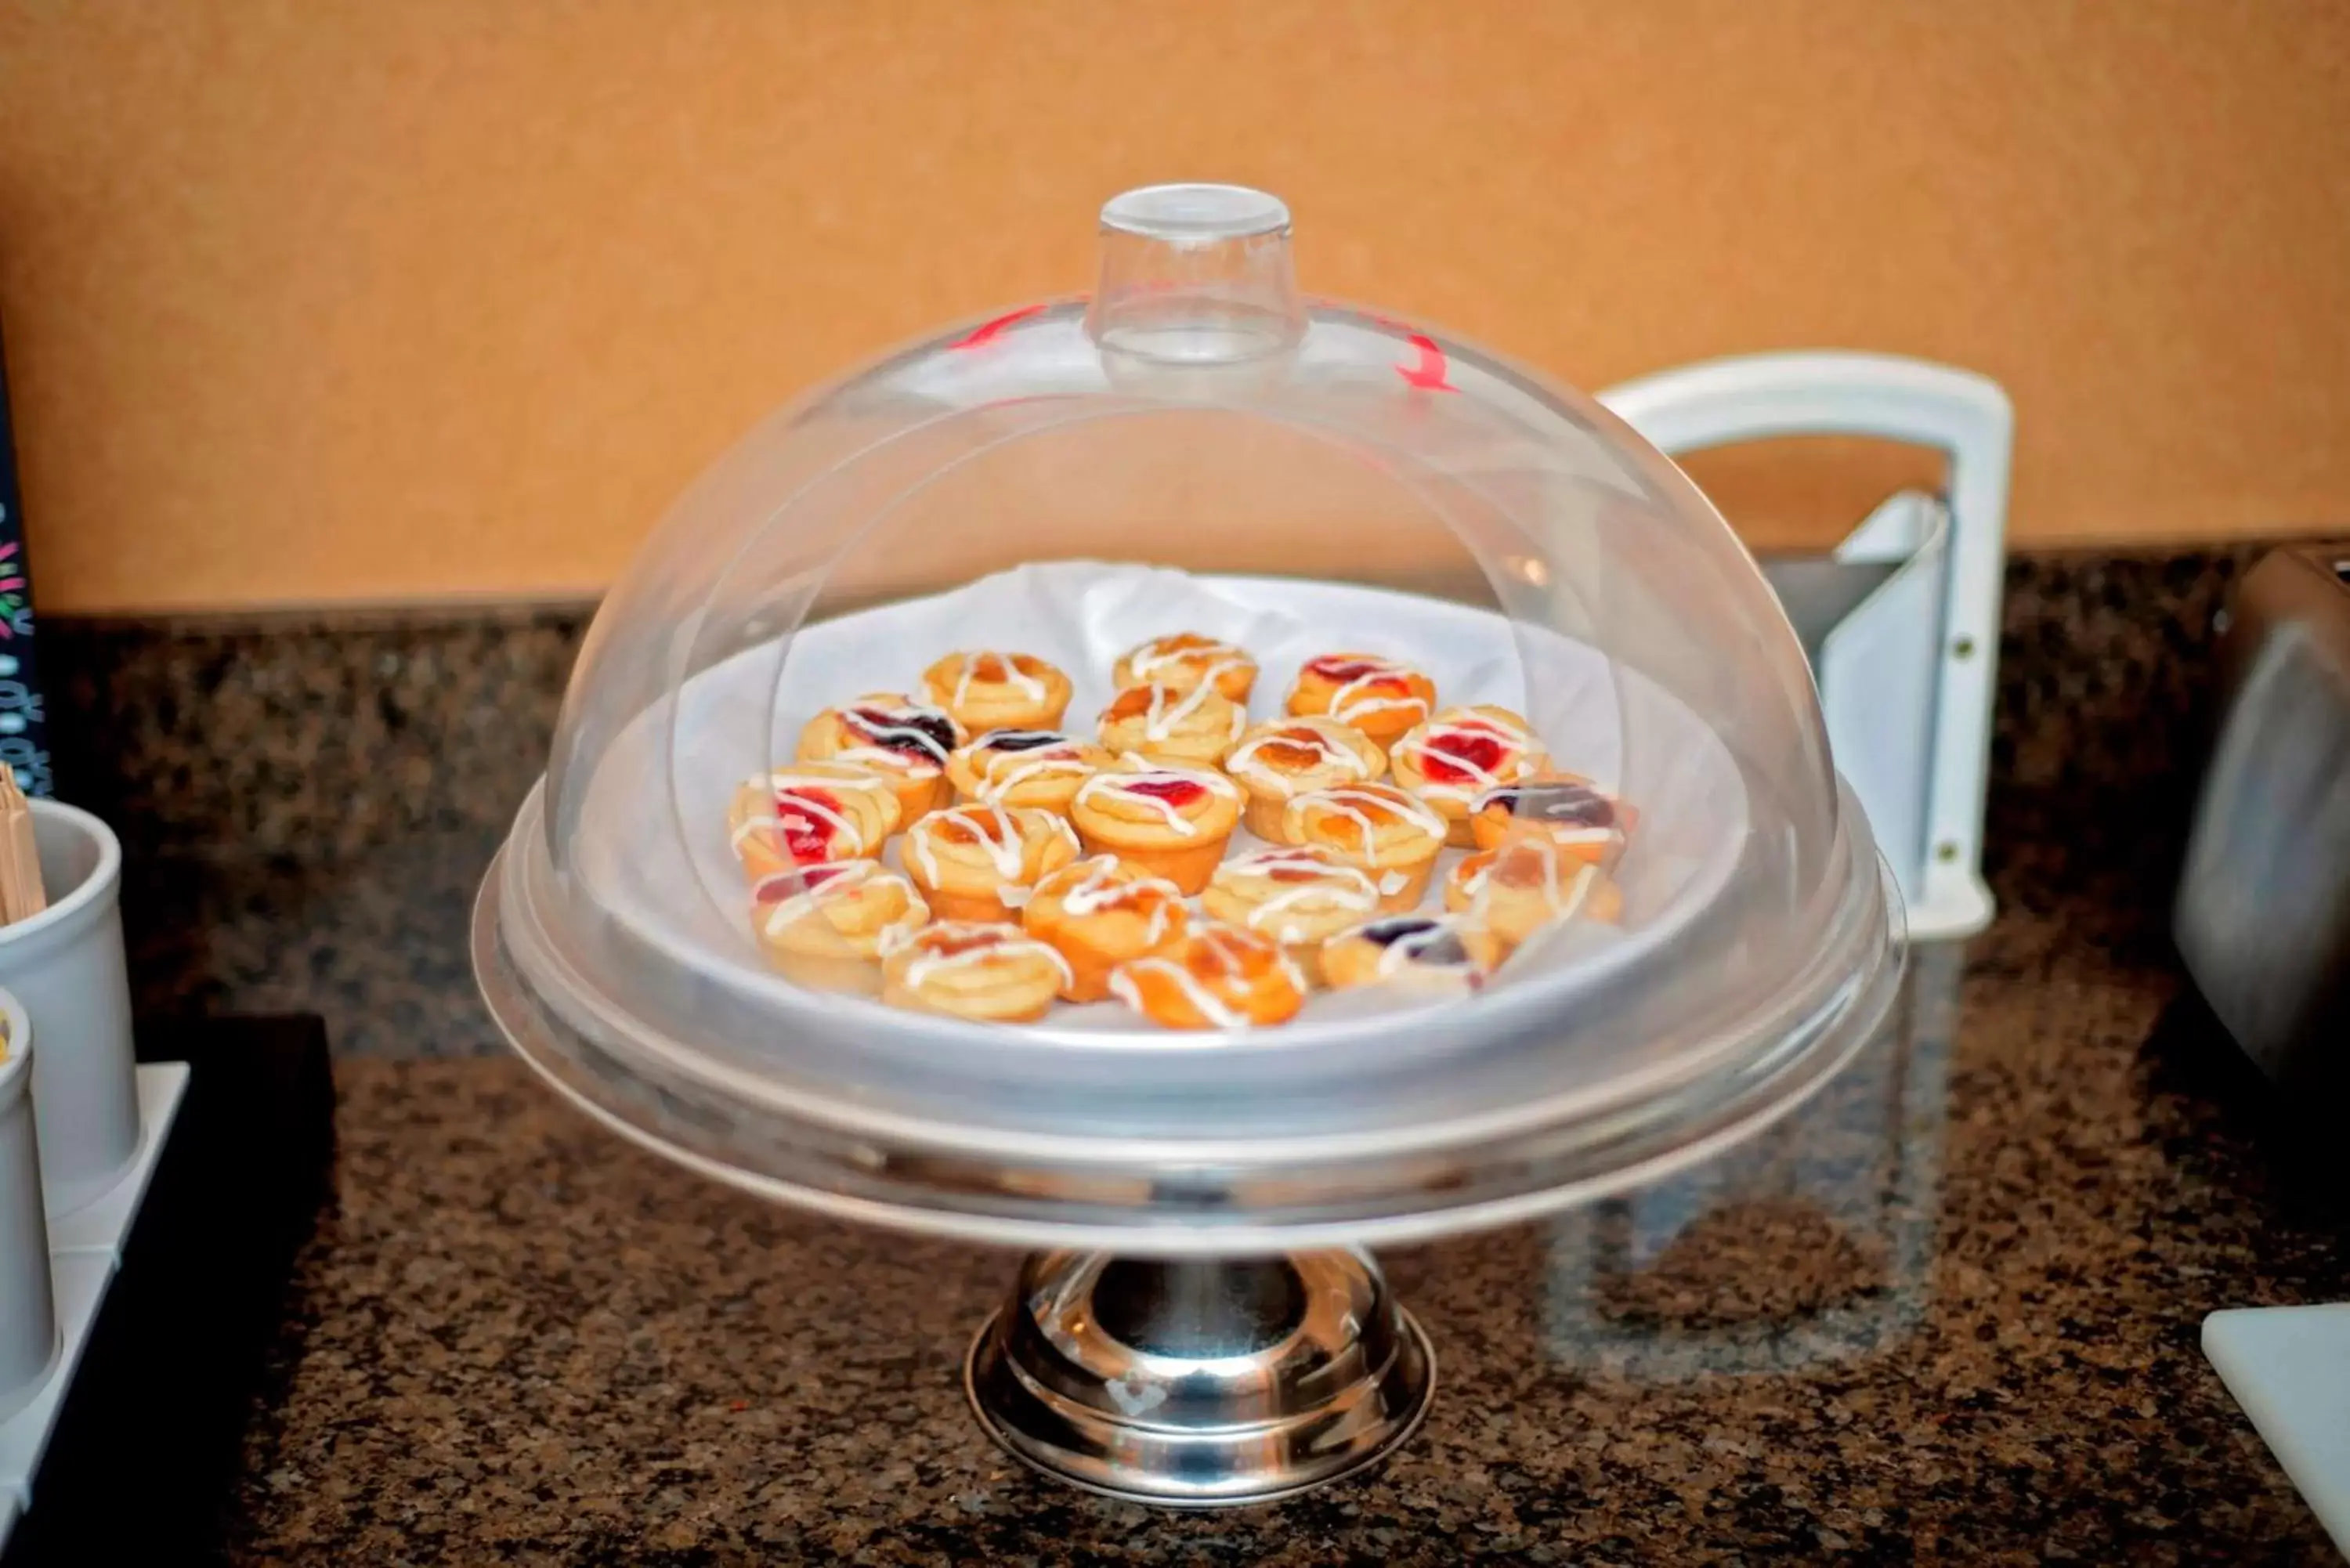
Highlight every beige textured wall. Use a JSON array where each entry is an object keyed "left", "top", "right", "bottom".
[{"left": 2, "top": 1, "right": 2346, "bottom": 612}]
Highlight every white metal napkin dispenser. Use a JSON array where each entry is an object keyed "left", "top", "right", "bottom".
[{"left": 1602, "top": 352, "right": 2013, "bottom": 941}]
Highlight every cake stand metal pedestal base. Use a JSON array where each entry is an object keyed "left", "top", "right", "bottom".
[{"left": 964, "top": 1249, "right": 1434, "bottom": 1508}]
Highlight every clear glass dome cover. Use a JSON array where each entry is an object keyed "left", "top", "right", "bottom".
[{"left": 475, "top": 184, "right": 1904, "bottom": 1250}]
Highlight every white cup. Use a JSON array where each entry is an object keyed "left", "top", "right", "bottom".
[
  {"left": 0, "top": 986, "right": 59, "bottom": 1420},
  {"left": 0, "top": 800, "right": 141, "bottom": 1216}
]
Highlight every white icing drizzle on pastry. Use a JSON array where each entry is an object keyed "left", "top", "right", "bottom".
[
  {"left": 1051, "top": 856, "right": 1184, "bottom": 944},
  {"left": 826, "top": 699, "right": 957, "bottom": 776},
  {"left": 909, "top": 802, "right": 1032, "bottom": 887},
  {"left": 1395, "top": 711, "right": 1538, "bottom": 800},
  {"left": 969, "top": 732, "right": 1095, "bottom": 800},
  {"left": 1459, "top": 838, "right": 1598, "bottom": 923},
  {"left": 1215, "top": 847, "right": 1380, "bottom": 942},
  {"left": 888, "top": 923, "right": 1073, "bottom": 991},
  {"left": 735, "top": 772, "right": 884, "bottom": 858},
  {"left": 1104, "top": 680, "right": 1244, "bottom": 745},
  {"left": 1074, "top": 761, "right": 1238, "bottom": 836},
  {"left": 1126, "top": 636, "right": 1253, "bottom": 684},
  {"left": 1291, "top": 786, "right": 1447, "bottom": 861},
  {"left": 1226, "top": 722, "right": 1373, "bottom": 791},
  {"left": 1312, "top": 656, "right": 1430, "bottom": 727},
  {"left": 1110, "top": 931, "right": 1301, "bottom": 1030},
  {"left": 949, "top": 652, "right": 1047, "bottom": 707}
]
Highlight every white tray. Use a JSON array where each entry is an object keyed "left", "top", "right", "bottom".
[{"left": 0, "top": 1063, "right": 189, "bottom": 1548}]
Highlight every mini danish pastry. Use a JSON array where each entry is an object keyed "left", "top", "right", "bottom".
[
  {"left": 750, "top": 860, "right": 930, "bottom": 995},
  {"left": 920, "top": 651, "right": 1072, "bottom": 733},
  {"left": 1283, "top": 652, "right": 1436, "bottom": 743},
  {"left": 1022, "top": 855, "right": 1189, "bottom": 1003},
  {"left": 1108, "top": 923, "right": 1309, "bottom": 1030},
  {"left": 1112, "top": 633, "right": 1259, "bottom": 703},
  {"left": 902, "top": 801, "right": 1081, "bottom": 923},
  {"left": 1095, "top": 681, "right": 1248, "bottom": 768},
  {"left": 945, "top": 728, "right": 1112, "bottom": 812},
  {"left": 1469, "top": 777, "right": 1634, "bottom": 862},
  {"left": 1201, "top": 844, "right": 1383, "bottom": 978},
  {"left": 1278, "top": 782, "right": 1449, "bottom": 911},
  {"left": 1222, "top": 717, "right": 1388, "bottom": 842},
  {"left": 1321, "top": 913, "right": 1503, "bottom": 995},
  {"left": 879, "top": 921, "right": 1071, "bottom": 1023},
  {"left": 726, "top": 764, "right": 902, "bottom": 883},
  {"left": 796, "top": 693, "right": 968, "bottom": 822},
  {"left": 1068, "top": 758, "right": 1243, "bottom": 894},
  {"left": 1391, "top": 706, "right": 1549, "bottom": 845},
  {"left": 1444, "top": 836, "right": 1622, "bottom": 953}
]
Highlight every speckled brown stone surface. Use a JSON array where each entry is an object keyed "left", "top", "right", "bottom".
[
  {"left": 213, "top": 923, "right": 2348, "bottom": 1564},
  {"left": 32, "top": 545, "right": 2350, "bottom": 1559}
]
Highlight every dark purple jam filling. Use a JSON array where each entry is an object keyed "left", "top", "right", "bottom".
[
  {"left": 1484, "top": 781, "right": 1614, "bottom": 829},
  {"left": 980, "top": 728, "right": 1068, "bottom": 753},
  {"left": 848, "top": 706, "right": 957, "bottom": 762},
  {"left": 1357, "top": 916, "right": 1470, "bottom": 968}
]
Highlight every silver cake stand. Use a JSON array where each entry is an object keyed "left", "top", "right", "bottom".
[{"left": 475, "top": 788, "right": 1903, "bottom": 1507}]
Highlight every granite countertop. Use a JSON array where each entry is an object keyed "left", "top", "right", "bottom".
[
  {"left": 34, "top": 554, "right": 2347, "bottom": 1562},
  {"left": 201, "top": 894, "right": 2345, "bottom": 1564}
]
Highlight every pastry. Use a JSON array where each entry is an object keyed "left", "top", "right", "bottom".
[
  {"left": 902, "top": 801, "right": 1081, "bottom": 923},
  {"left": 1112, "top": 633, "right": 1259, "bottom": 703},
  {"left": 1283, "top": 652, "right": 1436, "bottom": 743},
  {"left": 879, "top": 921, "right": 1072, "bottom": 1023},
  {"left": 1022, "top": 855, "right": 1190, "bottom": 1003},
  {"left": 726, "top": 764, "right": 902, "bottom": 883},
  {"left": 1278, "top": 782, "right": 1449, "bottom": 911},
  {"left": 1068, "top": 758, "right": 1243, "bottom": 895},
  {"left": 1390, "top": 706, "right": 1549, "bottom": 846},
  {"left": 750, "top": 860, "right": 930, "bottom": 995},
  {"left": 945, "top": 728, "right": 1112, "bottom": 812},
  {"left": 1321, "top": 913, "right": 1502, "bottom": 995},
  {"left": 1108, "top": 923, "right": 1309, "bottom": 1030},
  {"left": 1222, "top": 717, "right": 1388, "bottom": 842},
  {"left": 1096, "top": 681, "right": 1248, "bottom": 768},
  {"left": 1201, "top": 844, "right": 1382, "bottom": 977},
  {"left": 796, "top": 693, "right": 968, "bottom": 822},
  {"left": 920, "top": 651, "right": 1072, "bottom": 733},
  {"left": 1444, "top": 836, "right": 1622, "bottom": 953},
  {"left": 1469, "top": 777, "right": 1634, "bottom": 862}
]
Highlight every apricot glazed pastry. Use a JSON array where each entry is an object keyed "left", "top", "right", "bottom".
[
  {"left": 920, "top": 650, "right": 1073, "bottom": 733},
  {"left": 1444, "top": 836, "right": 1622, "bottom": 955},
  {"left": 750, "top": 860, "right": 930, "bottom": 995},
  {"left": 902, "top": 801, "right": 1081, "bottom": 923},
  {"left": 796, "top": 693, "right": 968, "bottom": 822},
  {"left": 726, "top": 764, "right": 902, "bottom": 883},
  {"left": 1068, "top": 758, "right": 1242, "bottom": 895},
  {"left": 1200, "top": 844, "right": 1382, "bottom": 977},
  {"left": 1469, "top": 777, "right": 1634, "bottom": 862},
  {"left": 1321, "top": 913, "right": 1502, "bottom": 995},
  {"left": 1022, "top": 854, "right": 1190, "bottom": 1003},
  {"left": 1222, "top": 716, "right": 1388, "bottom": 842},
  {"left": 1278, "top": 782, "right": 1449, "bottom": 911},
  {"left": 945, "top": 728, "right": 1112, "bottom": 813},
  {"left": 1390, "top": 706, "right": 1549, "bottom": 846},
  {"left": 879, "top": 921, "right": 1072, "bottom": 1023},
  {"left": 1282, "top": 652, "right": 1435, "bottom": 744},
  {"left": 1111, "top": 633, "right": 1259, "bottom": 703},
  {"left": 1108, "top": 923, "right": 1309, "bottom": 1031},
  {"left": 1096, "top": 681, "right": 1248, "bottom": 768}
]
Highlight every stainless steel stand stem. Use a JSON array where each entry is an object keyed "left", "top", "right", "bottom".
[{"left": 964, "top": 1250, "right": 1434, "bottom": 1507}]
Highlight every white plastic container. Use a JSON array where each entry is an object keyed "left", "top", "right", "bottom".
[
  {"left": 0, "top": 801, "right": 140, "bottom": 1217},
  {"left": 0, "top": 987, "right": 58, "bottom": 1422}
]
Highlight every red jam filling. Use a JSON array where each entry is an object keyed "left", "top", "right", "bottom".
[
  {"left": 1123, "top": 778, "right": 1206, "bottom": 807},
  {"left": 772, "top": 788, "right": 840, "bottom": 863},
  {"left": 924, "top": 927, "right": 1004, "bottom": 958},
  {"left": 1306, "top": 656, "right": 1405, "bottom": 686},
  {"left": 1421, "top": 732, "right": 1508, "bottom": 785}
]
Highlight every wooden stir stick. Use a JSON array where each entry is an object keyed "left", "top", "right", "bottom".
[{"left": 0, "top": 764, "right": 44, "bottom": 925}]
